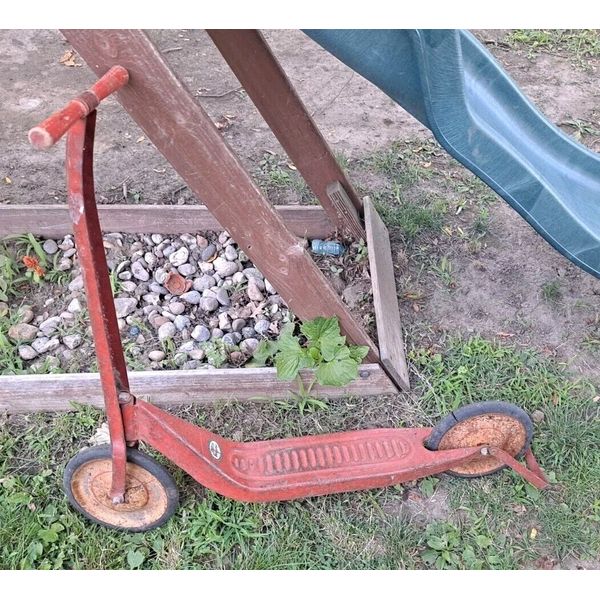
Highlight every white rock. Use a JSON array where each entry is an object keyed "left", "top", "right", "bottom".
[
  {"left": 114, "top": 297, "right": 138, "bottom": 318},
  {"left": 31, "top": 337, "right": 60, "bottom": 354},
  {"left": 148, "top": 350, "right": 166, "bottom": 362},
  {"left": 67, "top": 298, "right": 82, "bottom": 313},
  {"left": 158, "top": 322, "right": 177, "bottom": 342},
  {"left": 169, "top": 247, "right": 189, "bottom": 267},
  {"left": 131, "top": 261, "right": 150, "bottom": 281},
  {"left": 213, "top": 257, "right": 238, "bottom": 277},
  {"left": 63, "top": 334, "right": 82, "bottom": 350},
  {"left": 42, "top": 239, "right": 58, "bottom": 255},
  {"left": 18, "top": 345, "right": 38, "bottom": 360}
]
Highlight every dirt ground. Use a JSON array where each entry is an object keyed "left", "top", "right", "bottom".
[{"left": 2, "top": 29, "right": 598, "bottom": 379}]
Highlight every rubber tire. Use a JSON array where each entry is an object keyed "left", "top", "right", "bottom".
[
  {"left": 63, "top": 444, "right": 179, "bottom": 532},
  {"left": 424, "top": 401, "right": 534, "bottom": 478}
]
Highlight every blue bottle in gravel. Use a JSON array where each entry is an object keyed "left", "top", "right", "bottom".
[{"left": 311, "top": 239, "right": 346, "bottom": 256}]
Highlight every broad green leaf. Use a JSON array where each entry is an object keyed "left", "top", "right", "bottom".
[
  {"left": 320, "top": 333, "right": 346, "bottom": 362},
  {"left": 426, "top": 536, "right": 446, "bottom": 551},
  {"left": 315, "top": 355, "right": 359, "bottom": 386},
  {"left": 251, "top": 340, "right": 277, "bottom": 366},
  {"left": 300, "top": 317, "right": 340, "bottom": 345},
  {"left": 127, "top": 549, "right": 145, "bottom": 569},
  {"left": 348, "top": 345, "right": 369, "bottom": 362},
  {"left": 275, "top": 347, "right": 311, "bottom": 380}
]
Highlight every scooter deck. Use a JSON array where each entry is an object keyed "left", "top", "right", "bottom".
[{"left": 123, "top": 399, "right": 484, "bottom": 502}]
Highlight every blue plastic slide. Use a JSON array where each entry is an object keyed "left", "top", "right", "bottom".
[{"left": 304, "top": 30, "right": 600, "bottom": 279}]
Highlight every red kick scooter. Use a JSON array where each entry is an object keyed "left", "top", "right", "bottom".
[{"left": 29, "top": 66, "right": 548, "bottom": 531}]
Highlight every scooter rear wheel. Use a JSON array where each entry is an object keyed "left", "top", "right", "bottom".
[
  {"left": 64, "top": 444, "right": 179, "bottom": 532},
  {"left": 425, "top": 401, "right": 534, "bottom": 477}
]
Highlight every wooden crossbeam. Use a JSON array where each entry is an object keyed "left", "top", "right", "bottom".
[{"left": 0, "top": 204, "right": 334, "bottom": 239}]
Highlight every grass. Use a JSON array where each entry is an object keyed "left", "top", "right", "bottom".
[
  {"left": 541, "top": 280, "right": 562, "bottom": 304},
  {"left": 505, "top": 29, "right": 600, "bottom": 65},
  {"left": 1, "top": 336, "right": 598, "bottom": 569}
]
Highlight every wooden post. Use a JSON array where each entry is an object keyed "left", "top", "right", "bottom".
[
  {"left": 61, "top": 29, "right": 378, "bottom": 360},
  {"left": 364, "top": 198, "right": 410, "bottom": 391},
  {"left": 207, "top": 29, "right": 365, "bottom": 240}
]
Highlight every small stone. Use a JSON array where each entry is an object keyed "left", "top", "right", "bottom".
[
  {"left": 148, "top": 350, "right": 166, "bottom": 362},
  {"left": 149, "top": 282, "right": 168, "bottom": 295},
  {"left": 240, "top": 338, "right": 259, "bottom": 355},
  {"left": 229, "top": 351, "right": 244, "bottom": 363},
  {"left": 42, "top": 239, "right": 58, "bottom": 255},
  {"left": 182, "top": 360, "right": 201, "bottom": 370},
  {"left": 215, "top": 288, "right": 230, "bottom": 306},
  {"left": 532, "top": 410, "right": 545, "bottom": 424},
  {"left": 18, "top": 307, "right": 35, "bottom": 324},
  {"left": 264, "top": 279, "right": 277, "bottom": 295},
  {"left": 180, "top": 233, "right": 196, "bottom": 247},
  {"left": 211, "top": 328, "right": 224, "bottom": 339},
  {"left": 222, "top": 333, "right": 238, "bottom": 347},
  {"left": 63, "top": 334, "right": 82, "bottom": 349},
  {"left": 151, "top": 233, "right": 163, "bottom": 244},
  {"left": 158, "top": 322, "right": 177, "bottom": 342},
  {"left": 189, "top": 348, "right": 206, "bottom": 361},
  {"left": 67, "top": 298, "right": 82, "bottom": 313},
  {"left": 162, "top": 244, "right": 176, "bottom": 258},
  {"left": 169, "top": 247, "right": 189, "bottom": 267},
  {"left": 202, "top": 289, "right": 217, "bottom": 299},
  {"left": 200, "top": 297, "right": 219, "bottom": 312},
  {"left": 131, "top": 261, "right": 150, "bottom": 281},
  {"left": 63, "top": 248, "right": 77, "bottom": 259},
  {"left": 0, "top": 302, "right": 8, "bottom": 317},
  {"left": 191, "top": 325, "right": 211, "bottom": 342},
  {"left": 31, "top": 337, "right": 60, "bottom": 354},
  {"left": 243, "top": 267, "right": 263, "bottom": 280},
  {"left": 8, "top": 323, "right": 38, "bottom": 342},
  {"left": 174, "top": 315, "right": 191, "bottom": 331},
  {"left": 120, "top": 281, "right": 138, "bottom": 293},
  {"left": 178, "top": 263, "right": 196, "bottom": 277},
  {"left": 180, "top": 290, "right": 202, "bottom": 305},
  {"left": 143, "top": 293, "right": 161, "bottom": 306},
  {"left": 114, "top": 297, "right": 138, "bottom": 318},
  {"left": 118, "top": 271, "right": 132, "bottom": 281},
  {"left": 154, "top": 268, "right": 169, "bottom": 285},
  {"left": 68, "top": 275, "right": 84, "bottom": 292},
  {"left": 151, "top": 316, "right": 170, "bottom": 330},
  {"left": 224, "top": 245, "right": 238, "bottom": 261},
  {"left": 232, "top": 318, "right": 246, "bottom": 332},
  {"left": 18, "top": 345, "right": 38, "bottom": 360},
  {"left": 117, "top": 318, "right": 127, "bottom": 332},
  {"left": 254, "top": 319, "right": 270, "bottom": 335},
  {"left": 201, "top": 244, "right": 217, "bottom": 262},
  {"left": 144, "top": 252, "right": 158, "bottom": 269},
  {"left": 218, "top": 231, "right": 230, "bottom": 244},
  {"left": 232, "top": 272, "right": 246, "bottom": 285},
  {"left": 218, "top": 312, "right": 231, "bottom": 331},
  {"left": 57, "top": 258, "right": 72, "bottom": 271},
  {"left": 168, "top": 301, "right": 186, "bottom": 315},
  {"left": 39, "top": 316, "right": 61, "bottom": 336},
  {"left": 196, "top": 235, "right": 209, "bottom": 249},
  {"left": 193, "top": 274, "right": 216, "bottom": 292},
  {"left": 213, "top": 257, "right": 238, "bottom": 277},
  {"left": 199, "top": 262, "right": 215, "bottom": 274},
  {"left": 247, "top": 279, "right": 264, "bottom": 302},
  {"left": 59, "top": 237, "right": 74, "bottom": 251},
  {"left": 241, "top": 326, "right": 256, "bottom": 339},
  {"left": 178, "top": 341, "right": 196, "bottom": 353}
]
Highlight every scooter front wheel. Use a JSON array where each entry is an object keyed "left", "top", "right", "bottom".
[
  {"left": 63, "top": 444, "right": 179, "bottom": 532},
  {"left": 425, "top": 401, "right": 534, "bottom": 477}
]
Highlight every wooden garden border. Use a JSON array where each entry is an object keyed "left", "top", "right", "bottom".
[{"left": 0, "top": 364, "right": 395, "bottom": 413}]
